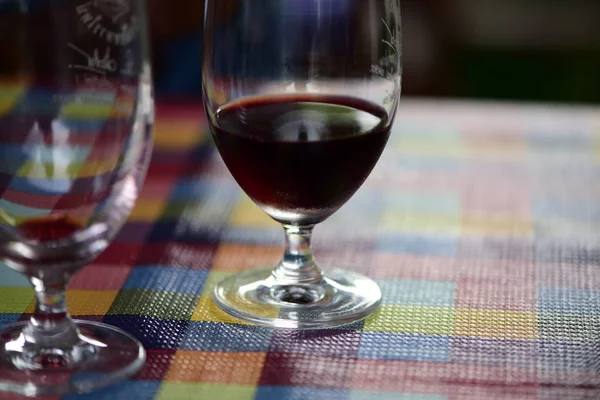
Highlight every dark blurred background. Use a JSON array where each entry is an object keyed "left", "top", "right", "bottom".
[{"left": 148, "top": 0, "right": 600, "bottom": 104}]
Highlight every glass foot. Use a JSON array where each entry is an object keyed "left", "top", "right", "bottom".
[
  {"left": 0, "top": 321, "right": 145, "bottom": 397},
  {"left": 214, "top": 267, "right": 381, "bottom": 329}
]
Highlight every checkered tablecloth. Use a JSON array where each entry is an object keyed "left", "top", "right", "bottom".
[{"left": 2, "top": 99, "right": 600, "bottom": 399}]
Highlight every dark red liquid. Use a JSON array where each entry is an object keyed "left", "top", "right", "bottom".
[
  {"left": 18, "top": 215, "right": 82, "bottom": 242},
  {"left": 210, "top": 94, "right": 391, "bottom": 225}
]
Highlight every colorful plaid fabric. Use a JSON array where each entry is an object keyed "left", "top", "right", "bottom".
[
  {"left": 0, "top": 78, "right": 136, "bottom": 228},
  {"left": 2, "top": 99, "right": 600, "bottom": 399}
]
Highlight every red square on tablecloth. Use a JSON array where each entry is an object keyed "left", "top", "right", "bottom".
[
  {"left": 134, "top": 349, "right": 176, "bottom": 381},
  {"left": 69, "top": 265, "right": 133, "bottom": 290}
]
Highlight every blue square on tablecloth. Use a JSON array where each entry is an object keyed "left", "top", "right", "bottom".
[
  {"left": 180, "top": 321, "right": 273, "bottom": 352},
  {"left": 0, "top": 265, "right": 30, "bottom": 287},
  {"left": 533, "top": 198, "right": 600, "bottom": 221},
  {"left": 358, "top": 332, "right": 450, "bottom": 361},
  {"left": 382, "top": 192, "right": 460, "bottom": 214},
  {"left": 538, "top": 288, "right": 600, "bottom": 315},
  {"left": 377, "top": 234, "right": 456, "bottom": 256},
  {"left": 61, "top": 380, "right": 161, "bottom": 400},
  {"left": 102, "top": 315, "right": 190, "bottom": 350},
  {"left": 377, "top": 280, "right": 455, "bottom": 307},
  {"left": 394, "top": 155, "right": 461, "bottom": 172},
  {"left": 0, "top": 314, "right": 21, "bottom": 328},
  {"left": 122, "top": 266, "right": 208, "bottom": 295},
  {"left": 147, "top": 221, "right": 222, "bottom": 244},
  {"left": 255, "top": 386, "right": 348, "bottom": 400}
]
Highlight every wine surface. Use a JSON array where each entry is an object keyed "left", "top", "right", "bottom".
[{"left": 210, "top": 94, "right": 391, "bottom": 225}]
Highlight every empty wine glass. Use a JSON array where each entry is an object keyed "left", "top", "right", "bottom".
[
  {"left": 0, "top": 0, "right": 153, "bottom": 396},
  {"left": 203, "top": 0, "right": 401, "bottom": 328}
]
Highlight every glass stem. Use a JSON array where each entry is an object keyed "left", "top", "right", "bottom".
[
  {"left": 22, "top": 277, "right": 79, "bottom": 348},
  {"left": 272, "top": 225, "right": 324, "bottom": 284}
]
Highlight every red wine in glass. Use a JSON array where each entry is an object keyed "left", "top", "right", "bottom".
[
  {"left": 204, "top": 0, "right": 401, "bottom": 328},
  {"left": 17, "top": 215, "right": 82, "bottom": 242},
  {"left": 211, "top": 94, "right": 391, "bottom": 226}
]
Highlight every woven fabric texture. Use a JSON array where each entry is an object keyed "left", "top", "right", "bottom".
[{"left": 1, "top": 99, "right": 600, "bottom": 400}]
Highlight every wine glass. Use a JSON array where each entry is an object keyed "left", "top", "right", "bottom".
[
  {"left": 0, "top": 0, "right": 153, "bottom": 396},
  {"left": 203, "top": 0, "right": 401, "bottom": 328}
]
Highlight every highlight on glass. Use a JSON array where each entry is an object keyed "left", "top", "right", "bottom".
[
  {"left": 0, "top": 0, "right": 153, "bottom": 396},
  {"left": 202, "top": 0, "right": 402, "bottom": 328}
]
